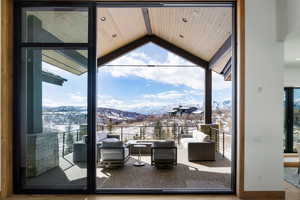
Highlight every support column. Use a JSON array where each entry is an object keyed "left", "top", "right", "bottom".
[
  {"left": 204, "top": 68, "right": 212, "bottom": 124},
  {"left": 27, "top": 15, "right": 43, "bottom": 134},
  {"left": 26, "top": 15, "right": 58, "bottom": 177}
]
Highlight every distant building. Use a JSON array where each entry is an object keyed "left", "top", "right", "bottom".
[{"left": 168, "top": 105, "right": 199, "bottom": 116}]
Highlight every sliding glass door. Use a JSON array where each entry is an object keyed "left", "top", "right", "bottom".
[
  {"left": 14, "top": 3, "right": 97, "bottom": 193},
  {"left": 95, "top": 2, "right": 236, "bottom": 193},
  {"left": 13, "top": 1, "right": 237, "bottom": 194},
  {"left": 284, "top": 87, "right": 300, "bottom": 153}
]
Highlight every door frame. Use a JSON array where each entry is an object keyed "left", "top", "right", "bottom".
[{"left": 10, "top": 0, "right": 239, "bottom": 195}]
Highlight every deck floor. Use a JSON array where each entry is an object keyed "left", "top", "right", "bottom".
[{"left": 25, "top": 145, "right": 231, "bottom": 190}]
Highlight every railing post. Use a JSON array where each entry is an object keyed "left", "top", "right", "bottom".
[
  {"left": 62, "top": 132, "right": 65, "bottom": 157},
  {"left": 76, "top": 130, "right": 79, "bottom": 141},
  {"left": 121, "top": 126, "right": 123, "bottom": 141},
  {"left": 223, "top": 131, "right": 225, "bottom": 157},
  {"left": 139, "top": 127, "right": 142, "bottom": 139},
  {"left": 217, "top": 129, "right": 219, "bottom": 152}
]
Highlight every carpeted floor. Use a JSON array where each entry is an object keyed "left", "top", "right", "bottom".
[{"left": 284, "top": 167, "right": 300, "bottom": 189}]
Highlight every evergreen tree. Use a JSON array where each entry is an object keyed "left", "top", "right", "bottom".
[
  {"left": 107, "top": 118, "right": 114, "bottom": 134},
  {"left": 172, "top": 122, "right": 177, "bottom": 139},
  {"left": 154, "top": 120, "right": 162, "bottom": 139}
]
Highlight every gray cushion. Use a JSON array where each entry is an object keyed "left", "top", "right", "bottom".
[
  {"left": 153, "top": 141, "right": 175, "bottom": 148},
  {"left": 153, "top": 149, "right": 176, "bottom": 160},
  {"left": 203, "top": 135, "right": 211, "bottom": 142},
  {"left": 96, "top": 132, "right": 108, "bottom": 142},
  {"left": 102, "top": 138, "right": 119, "bottom": 143},
  {"left": 102, "top": 141, "right": 123, "bottom": 148}
]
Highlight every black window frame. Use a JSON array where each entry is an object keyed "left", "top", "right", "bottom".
[
  {"left": 13, "top": 1, "right": 97, "bottom": 194},
  {"left": 284, "top": 87, "right": 300, "bottom": 153},
  {"left": 13, "top": 0, "right": 237, "bottom": 195}
]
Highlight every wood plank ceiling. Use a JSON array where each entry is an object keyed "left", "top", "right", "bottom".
[
  {"left": 25, "top": 7, "right": 232, "bottom": 77},
  {"left": 97, "top": 7, "right": 232, "bottom": 75}
]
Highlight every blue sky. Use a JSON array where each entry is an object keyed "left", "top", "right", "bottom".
[{"left": 42, "top": 43, "right": 231, "bottom": 113}]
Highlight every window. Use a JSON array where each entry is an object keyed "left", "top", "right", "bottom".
[
  {"left": 284, "top": 87, "right": 300, "bottom": 153},
  {"left": 22, "top": 7, "right": 88, "bottom": 43}
]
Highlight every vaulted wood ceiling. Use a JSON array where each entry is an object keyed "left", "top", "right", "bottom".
[
  {"left": 24, "top": 7, "right": 233, "bottom": 78},
  {"left": 97, "top": 7, "right": 232, "bottom": 74}
]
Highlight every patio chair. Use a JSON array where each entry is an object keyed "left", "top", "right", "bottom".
[
  {"left": 151, "top": 141, "right": 177, "bottom": 168},
  {"left": 73, "top": 133, "right": 120, "bottom": 163},
  {"left": 98, "top": 141, "right": 129, "bottom": 168}
]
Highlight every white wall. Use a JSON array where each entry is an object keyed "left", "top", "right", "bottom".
[
  {"left": 276, "top": 0, "right": 300, "bottom": 41},
  {"left": 284, "top": 66, "right": 300, "bottom": 87},
  {"left": 0, "top": 0, "right": 2, "bottom": 191},
  {"left": 244, "top": 0, "right": 284, "bottom": 191}
]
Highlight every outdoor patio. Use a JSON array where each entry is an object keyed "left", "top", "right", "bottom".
[{"left": 25, "top": 143, "right": 231, "bottom": 190}]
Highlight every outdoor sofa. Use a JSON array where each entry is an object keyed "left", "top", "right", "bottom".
[{"left": 181, "top": 130, "right": 216, "bottom": 161}]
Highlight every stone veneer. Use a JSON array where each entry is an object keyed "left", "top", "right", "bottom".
[{"left": 26, "top": 132, "right": 59, "bottom": 177}]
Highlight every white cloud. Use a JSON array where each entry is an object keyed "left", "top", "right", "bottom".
[
  {"left": 70, "top": 93, "right": 87, "bottom": 104},
  {"left": 97, "top": 94, "right": 126, "bottom": 109},
  {"left": 43, "top": 93, "right": 87, "bottom": 107},
  {"left": 43, "top": 98, "right": 63, "bottom": 107},
  {"left": 143, "top": 90, "right": 185, "bottom": 99},
  {"left": 97, "top": 89, "right": 204, "bottom": 113},
  {"left": 102, "top": 52, "right": 205, "bottom": 89},
  {"left": 212, "top": 71, "right": 232, "bottom": 90},
  {"left": 102, "top": 50, "right": 231, "bottom": 90}
]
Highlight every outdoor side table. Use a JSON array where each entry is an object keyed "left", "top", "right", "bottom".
[{"left": 133, "top": 144, "right": 147, "bottom": 167}]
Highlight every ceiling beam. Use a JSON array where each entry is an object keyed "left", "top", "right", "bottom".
[
  {"left": 97, "top": 35, "right": 209, "bottom": 69},
  {"left": 149, "top": 35, "right": 209, "bottom": 68},
  {"left": 42, "top": 71, "right": 67, "bottom": 86},
  {"left": 97, "top": 36, "right": 151, "bottom": 66},
  {"left": 221, "top": 57, "right": 232, "bottom": 81},
  {"left": 141, "top": 8, "right": 153, "bottom": 35},
  {"left": 209, "top": 35, "right": 232, "bottom": 69},
  {"left": 221, "top": 57, "right": 231, "bottom": 75},
  {"left": 28, "top": 15, "right": 88, "bottom": 68}
]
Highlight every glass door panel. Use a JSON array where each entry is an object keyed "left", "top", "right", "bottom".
[
  {"left": 293, "top": 89, "right": 300, "bottom": 152},
  {"left": 22, "top": 7, "right": 88, "bottom": 43},
  {"left": 19, "top": 48, "right": 88, "bottom": 190}
]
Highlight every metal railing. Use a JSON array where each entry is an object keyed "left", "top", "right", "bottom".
[
  {"left": 58, "top": 124, "right": 229, "bottom": 158},
  {"left": 210, "top": 127, "right": 230, "bottom": 157},
  {"left": 58, "top": 128, "right": 87, "bottom": 157}
]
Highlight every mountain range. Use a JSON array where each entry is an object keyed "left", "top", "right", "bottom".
[{"left": 43, "top": 99, "right": 231, "bottom": 119}]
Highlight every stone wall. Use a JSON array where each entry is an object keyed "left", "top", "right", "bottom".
[{"left": 26, "top": 132, "right": 59, "bottom": 177}]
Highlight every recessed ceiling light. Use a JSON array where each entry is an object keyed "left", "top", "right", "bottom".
[
  {"left": 182, "top": 18, "right": 188, "bottom": 23},
  {"left": 112, "top": 34, "right": 117, "bottom": 38},
  {"left": 179, "top": 34, "right": 184, "bottom": 38},
  {"left": 100, "top": 17, "right": 106, "bottom": 21},
  {"left": 193, "top": 9, "right": 200, "bottom": 16},
  {"left": 296, "top": 58, "right": 300, "bottom": 61}
]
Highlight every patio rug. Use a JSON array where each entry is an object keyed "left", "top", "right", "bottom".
[{"left": 284, "top": 167, "right": 300, "bottom": 188}]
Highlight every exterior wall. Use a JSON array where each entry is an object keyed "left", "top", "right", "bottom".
[{"left": 244, "top": 0, "right": 284, "bottom": 191}]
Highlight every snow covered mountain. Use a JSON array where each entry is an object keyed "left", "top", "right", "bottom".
[{"left": 213, "top": 100, "right": 232, "bottom": 110}]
